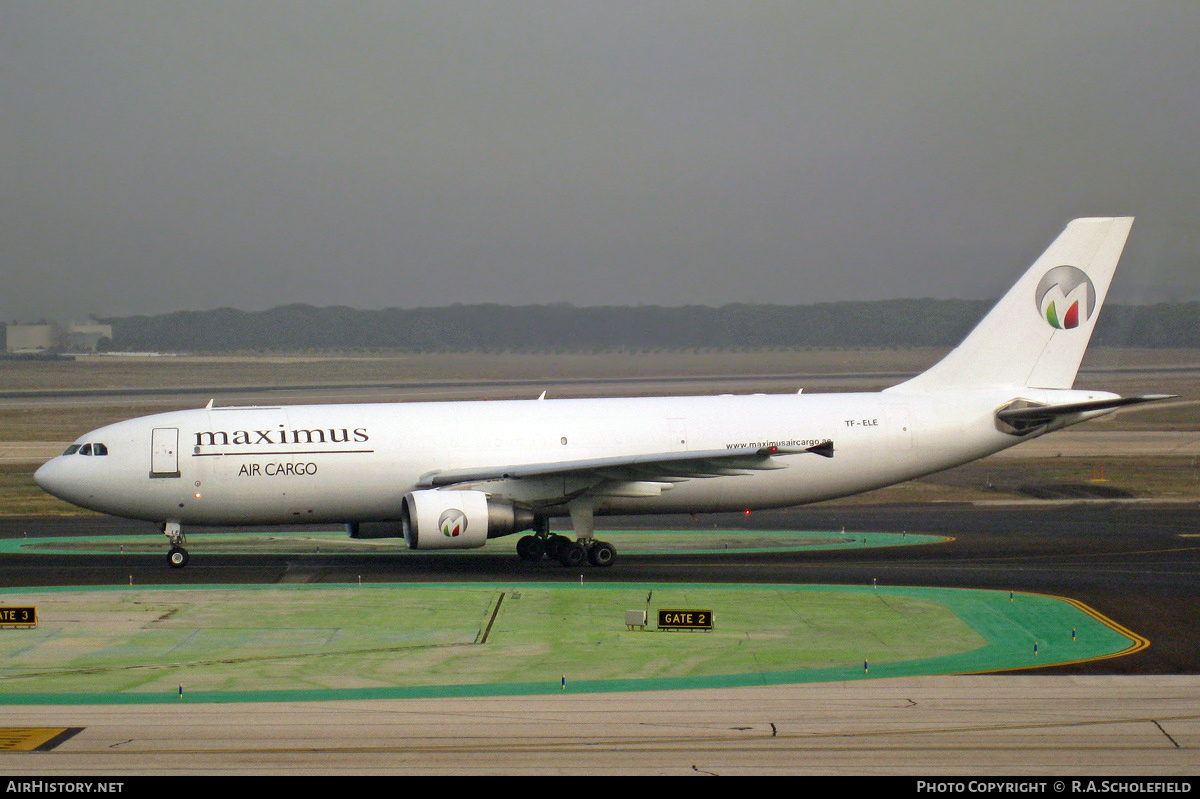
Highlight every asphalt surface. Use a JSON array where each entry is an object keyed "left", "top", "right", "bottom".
[
  {"left": 4, "top": 503, "right": 1199, "bottom": 775},
  {"left": 3, "top": 501, "right": 1197, "bottom": 676}
]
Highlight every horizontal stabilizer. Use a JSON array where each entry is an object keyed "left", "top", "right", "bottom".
[{"left": 996, "top": 394, "right": 1175, "bottom": 434}]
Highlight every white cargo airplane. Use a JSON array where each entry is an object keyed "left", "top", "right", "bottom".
[{"left": 36, "top": 218, "right": 1168, "bottom": 568}]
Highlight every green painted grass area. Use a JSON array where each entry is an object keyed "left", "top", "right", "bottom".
[
  {"left": 0, "top": 529, "right": 946, "bottom": 556},
  {"left": 0, "top": 583, "right": 1141, "bottom": 704}
]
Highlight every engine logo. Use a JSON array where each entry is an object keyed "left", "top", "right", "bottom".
[
  {"left": 438, "top": 508, "right": 467, "bottom": 538},
  {"left": 1035, "top": 265, "right": 1096, "bottom": 330}
]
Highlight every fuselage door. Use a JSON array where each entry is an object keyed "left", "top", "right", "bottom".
[
  {"left": 668, "top": 418, "right": 688, "bottom": 451},
  {"left": 884, "top": 404, "right": 913, "bottom": 451},
  {"left": 150, "top": 427, "right": 181, "bottom": 478}
]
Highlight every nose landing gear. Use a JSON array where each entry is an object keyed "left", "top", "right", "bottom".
[{"left": 162, "top": 521, "right": 188, "bottom": 569}]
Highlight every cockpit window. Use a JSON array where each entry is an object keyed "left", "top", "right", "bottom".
[{"left": 63, "top": 442, "right": 107, "bottom": 456}]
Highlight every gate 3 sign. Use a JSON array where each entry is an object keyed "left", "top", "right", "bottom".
[
  {"left": 657, "top": 609, "right": 713, "bottom": 631},
  {"left": 0, "top": 607, "right": 36, "bottom": 627}
]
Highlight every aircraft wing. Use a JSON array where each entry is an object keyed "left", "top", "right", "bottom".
[{"left": 418, "top": 441, "right": 834, "bottom": 489}]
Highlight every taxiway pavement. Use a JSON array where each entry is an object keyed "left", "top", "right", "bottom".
[{"left": 0, "top": 502, "right": 1197, "bottom": 773}]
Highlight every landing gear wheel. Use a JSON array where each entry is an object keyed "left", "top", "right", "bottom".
[
  {"left": 167, "top": 546, "right": 189, "bottom": 569},
  {"left": 558, "top": 541, "right": 588, "bottom": 568},
  {"left": 587, "top": 540, "right": 617, "bottom": 567},
  {"left": 516, "top": 535, "right": 546, "bottom": 562},
  {"left": 546, "top": 534, "right": 569, "bottom": 560}
]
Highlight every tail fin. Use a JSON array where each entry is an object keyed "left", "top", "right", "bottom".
[{"left": 889, "top": 217, "right": 1134, "bottom": 392}]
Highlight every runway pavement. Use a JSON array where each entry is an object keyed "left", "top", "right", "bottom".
[
  {"left": 0, "top": 501, "right": 1198, "bottom": 774},
  {"left": 3, "top": 503, "right": 1196, "bottom": 671}
]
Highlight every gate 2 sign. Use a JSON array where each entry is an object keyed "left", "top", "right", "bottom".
[{"left": 657, "top": 609, "right": 713, "bottom": 631}]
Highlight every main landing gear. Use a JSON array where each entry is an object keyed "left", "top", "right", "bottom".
[
  {"left": 516, "top": 532, "right": 617, "bottom": 567},
  {"left": 515, "top": 503, "right": 616, "bottom": 567},
  {"left": 163, "top": 521, "right": 189, "bottom": 568}
]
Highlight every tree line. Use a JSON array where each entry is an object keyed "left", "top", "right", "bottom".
[{"left": 97, "top": 300, "right": 1200, "bottom": 353}]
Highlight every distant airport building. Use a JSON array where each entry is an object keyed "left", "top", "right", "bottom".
[
  {"left": 4, "top": 322, "right": 113, "bottom": 353},
  {"left": 64, "top": 323, "right": 113, "bottom": 351}
]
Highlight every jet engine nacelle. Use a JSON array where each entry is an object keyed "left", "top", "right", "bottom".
[{"left": 400, "top": 489, "right": 536, "bottom": 550}]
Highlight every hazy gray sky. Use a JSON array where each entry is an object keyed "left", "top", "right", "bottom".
[{"left": 4, "top": 2, "right": 1198, "bottom": 322}]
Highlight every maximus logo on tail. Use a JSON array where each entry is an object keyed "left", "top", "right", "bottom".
[{"left": 1036, "top": 265, "right": 1096, "bottom": 330}]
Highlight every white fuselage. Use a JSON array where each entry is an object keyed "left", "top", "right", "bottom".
[
  {"left": 32, "top": 216, "right": 1144, "bottom": 565},
  {"left": 33, "top": 385, "right": 1114, "bottom": 528}
]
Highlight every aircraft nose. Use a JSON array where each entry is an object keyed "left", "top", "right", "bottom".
[{"left": 34, "top": 458, "right": 71, "bottom": 500}]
